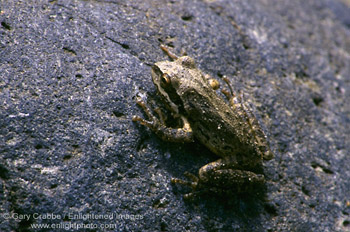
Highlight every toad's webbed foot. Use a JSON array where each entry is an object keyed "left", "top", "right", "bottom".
[{"left": 132, "top": 98, "right": 193, "bottom": 143}]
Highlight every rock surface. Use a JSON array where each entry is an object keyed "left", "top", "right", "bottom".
[{"left": 1, "top": 0, "right": 350, "bottom": 231}]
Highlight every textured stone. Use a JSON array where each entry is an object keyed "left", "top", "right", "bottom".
[{"left": 0, "top": 0, "right": 349, "bottom": 231}]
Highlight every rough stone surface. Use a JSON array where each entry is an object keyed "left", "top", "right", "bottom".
[{"left": 1, "top": 0, "right": 350, "bottom": 231}]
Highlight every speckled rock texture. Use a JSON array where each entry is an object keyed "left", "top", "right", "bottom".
[{"left": 1, "top": 0, "right": 350, "bottom": 231}]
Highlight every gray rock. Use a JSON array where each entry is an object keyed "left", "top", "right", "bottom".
[{"left": 0, "top": 0, "right": 349, "bottom": 231}]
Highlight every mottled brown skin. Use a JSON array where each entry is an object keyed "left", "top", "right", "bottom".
[{"left": 133, "top": 46, "right": 273, "bottom": 199}]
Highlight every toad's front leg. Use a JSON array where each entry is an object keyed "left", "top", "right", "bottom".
[
  {"left": 171, "top": 157, "right": 265, "bottom": 199},
  {"left": 132, "top": 98, "right": 194, "bottom": 143}
]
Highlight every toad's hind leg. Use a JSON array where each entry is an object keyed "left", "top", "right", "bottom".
[
  {"left": 172, "top": 157, "right": 265, "bottom": 199},
  {"left": 199, "top": 157, "right": 265, "bottom": 189},
  {"left": 171, "top": 172, "right": 203, "bottom": 200}
]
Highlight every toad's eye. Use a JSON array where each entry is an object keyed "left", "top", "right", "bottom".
[{"left": 161, "top": 73, "right": 171, "bottom": 87}]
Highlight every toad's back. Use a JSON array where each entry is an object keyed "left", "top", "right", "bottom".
[{"left": 181, "top": 86, "right": 271, "bottom": 168}]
